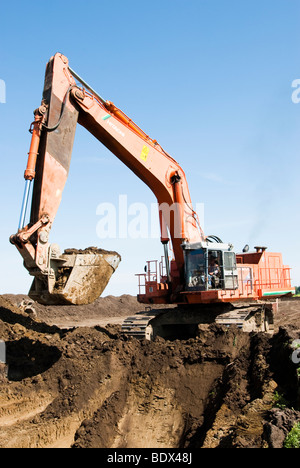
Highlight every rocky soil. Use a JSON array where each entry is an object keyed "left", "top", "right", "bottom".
[{"left": 0, "top": 295, "right": 299, "bottom": 448}]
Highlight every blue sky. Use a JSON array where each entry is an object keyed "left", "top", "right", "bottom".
[{"left": 0, "top": 0, "right": 299, "bottom": 296}]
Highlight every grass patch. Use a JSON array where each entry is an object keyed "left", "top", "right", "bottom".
[
  {"left": 284, "top": 422, "right": 300, "bottom": 448},
  {"left": 273, "top": 391, "right": 289, "bottom": 410}
]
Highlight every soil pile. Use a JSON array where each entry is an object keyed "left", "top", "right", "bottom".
[
  {"left": 0, "top": 295, "right": 299, "bottom": 448},
  {"left": 4, "top": 294, "right": 150, "bottom": 328}
]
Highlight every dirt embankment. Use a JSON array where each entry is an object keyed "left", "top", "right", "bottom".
[
  {"left": 0, "top": 295, "right": 299, "bottom": 448},
  {"left": 3, "top": 294, "right": 148, "bottom": 329}
]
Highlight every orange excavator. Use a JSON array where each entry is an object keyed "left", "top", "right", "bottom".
[{"left": 10, "top": 53, "right": 295, "bottom": 339}]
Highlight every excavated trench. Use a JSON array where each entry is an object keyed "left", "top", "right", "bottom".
[{"left": 0, "top": 295, "right": 299, "bottom": 448}]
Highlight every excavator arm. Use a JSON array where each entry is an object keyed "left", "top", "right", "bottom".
[{"left": 10, "top": 53, "right": 204, "bottom": 305}]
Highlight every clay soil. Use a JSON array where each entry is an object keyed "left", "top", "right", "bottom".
[{"left": 0, "top": 294, "right": 299, "bottom": 449}]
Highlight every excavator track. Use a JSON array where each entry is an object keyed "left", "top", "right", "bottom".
[
  {"left": 121, "top": 311, "right": 161, "bottom": 340},
  {"left": 121, "top": 302, "right": 276, "bottom": 340},
  {"left": 215, "top": 303, "right": 275, "bottom": 333}
]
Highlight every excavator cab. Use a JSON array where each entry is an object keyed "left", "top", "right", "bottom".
[{"left": 183, "top": 242, "right": 239, "bottom": 292}]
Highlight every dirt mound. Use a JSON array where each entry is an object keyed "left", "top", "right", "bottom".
[
  {"left": 0, "top": 295, "right": 299, "bottom": 448},
  {"left": 3, "top": 294, "right": 149, "bottom": 328},
  {"left": 63, "top": 247, "right": 121, "bottom": 257}
]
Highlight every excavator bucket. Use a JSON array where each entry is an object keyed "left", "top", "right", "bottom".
[{"left": 29, "top": 247, "right": 121, "bottom": 305}]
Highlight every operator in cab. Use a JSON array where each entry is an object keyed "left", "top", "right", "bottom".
[{"left": 208, "top": 254, "right": 221, "bottom": 288}]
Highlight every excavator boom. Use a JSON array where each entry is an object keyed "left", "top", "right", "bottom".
[{"left": 10, "top": 54, "right": 123, "bottom": 304}]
